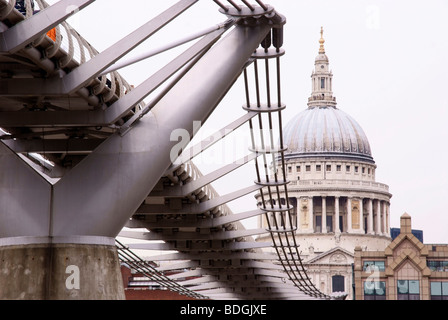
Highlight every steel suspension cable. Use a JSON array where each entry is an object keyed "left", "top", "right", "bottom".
[
  {"left": 275, "top": 59, "right": 323, "bottom": 295},
  {"left": 116, "top": 240, "right": 207, "bottom": 299},
  {"left": 252, "top": 58, "right": 302, "bottom": 292},
  {"left": 247, "top": 59, "right": 311, "bottom": 295},
  {"left": 243, "top": 38, "right": 330, "bottom": 298}
]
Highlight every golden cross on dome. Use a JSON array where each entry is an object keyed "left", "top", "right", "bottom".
[{"left": 319, "top": 26, "right": 325, "bottom": 54}]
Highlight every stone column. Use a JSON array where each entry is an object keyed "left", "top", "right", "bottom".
[
  {"left": 347, "top": 197, "right": 352, "bottom": 233},
  {"left": 309, "top": 196, "right": 314, "bottom": 232},
  {"left": 322, "top": 196, "right": 327, "bottom": 233},
  {"left": 386, "top": 202, "right": 390, "bottom": 236},
  {"left": 297, "top": 197, "right": 302, "bottom": 230},
  {"left": 368, "top": 198, "right": 374, "bottom": 234},
  {"left": 383, "top": 201, "right": 388, "bottom": 235},
  {"left": 359, "top": 198, "right": 364, "bottom": 233},
  {"left": 376, "top": 200, "right": 381, "bottom": 235},
  {"left": 335, "top": 196, "right": 340, "bottom": 234}
]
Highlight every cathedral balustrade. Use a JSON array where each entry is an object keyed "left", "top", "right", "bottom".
[
  {"left": 289, "top": 179, "right": 389, "bottom": 192},
  {"left": 307, "top": 95, "right": 336, "bottom": 102}
]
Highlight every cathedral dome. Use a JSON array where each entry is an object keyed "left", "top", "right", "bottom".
[
  {"left": 283, "top": 106, "right": 374, "bottom": 163},
  {"left": 283, "top": 27, "right": 374, "bottom": 163}
]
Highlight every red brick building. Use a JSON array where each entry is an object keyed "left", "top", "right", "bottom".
[{"left": 120, "top": 264, "right": 202, "bottom": 300}]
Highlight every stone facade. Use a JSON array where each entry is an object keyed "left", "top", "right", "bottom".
[{"left": 354, "top": 213, "right": 448, "bottom": 300}]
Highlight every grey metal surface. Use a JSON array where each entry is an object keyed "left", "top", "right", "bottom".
[
  {"left": 51, "top": 19, "right": 272, "bottom": 238},
  {"left": 0, "top": 0, "right": 336, "bottom": 300},
  {"left": 0, "top": 142, "right": 51, "bottom": 238}
]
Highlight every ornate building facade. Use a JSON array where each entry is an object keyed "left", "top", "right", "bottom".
[
  {"left": 354, "top": 213, "right": 448, "bottom": 300},
  {"left": 257, "top": 28, "right": 392, "bottom": 299}
]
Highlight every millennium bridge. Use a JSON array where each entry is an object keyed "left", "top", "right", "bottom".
[{"left": 0, "top": 0, "right": 344, "bottom": 300}]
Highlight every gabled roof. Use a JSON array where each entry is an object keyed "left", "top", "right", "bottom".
[
  {"left": 385, "top": 213, "right": 428, "bottom": 257},
  {"left": 384, "top": 213, "right": 431, "bottom": 276},
  {"left": 306, "top": 247, "right": 354, "bottom": 265}
]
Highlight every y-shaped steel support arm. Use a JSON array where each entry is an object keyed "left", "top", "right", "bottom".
[{"left": 0, "top": 21, "right": 272, "bottom": 241}]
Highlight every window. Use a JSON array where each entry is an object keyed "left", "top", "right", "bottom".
[
  {"left": 326, "top": 165, "right": 331, "bottom": 171},
  {"left": 397, "top": 280, "right": 420, "bottom": 300},
  {"left": 336, "top": 165, "right": 341, "bottom": 172},
  {"left": 346, "top": 165, "right": 350, "bottom": 172},
  {"left": 315, "top": 215, "right": 332, "bottom": 233},
  {"left": 332, "top": 275, "right": 345, "bottom": 293},
  {"left": 326, "top": 215, "right": 333, "bottom": 233},
  {"left": 296, "top": 165, "right": 301, "bottom": 173},
  {"left": 364, "top": 216, "right": 368, "bottom": 234},
  {"left": 321, "top": 77, "right": 325, "bottom": 89},
  {"left": 355, "top": 166, "right": 359, "bottom": 173},
  {"left": 316, "top": 164, "right": 321, "bottom": 171},
  {"left": 362, "top": 167, "right": 365, "bottom": 174},
  {"left": 427, "top": 260, "right": 448, "bottom": 272},
  {"left": 306, "top": 165, "right": 311, "bottom": 172},
  {"left": 363, "top": 261, "right": 385, "bottom": 272},
  {"left": 430, "top": 282, "right": 448, "bottom": 300},
  {"left": 315, "top": 216, "right": 322, "bottom": 233},
  {"left": 364, "top": 281, "right": 386, "bottom": 300},
  {"left": 288, "top": 166, "right": 292, "bottom": 173}
]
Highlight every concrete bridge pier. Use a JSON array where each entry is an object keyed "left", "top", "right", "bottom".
[{"left": 0, "top": 239, "right": 125, "bottom": 300}]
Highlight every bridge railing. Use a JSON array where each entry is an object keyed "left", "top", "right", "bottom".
[{"left": 1, "top": 0, "right": 140, "bottom": 108}]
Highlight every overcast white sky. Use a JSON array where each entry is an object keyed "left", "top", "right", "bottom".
[{"left": 51, "top": 0, "right": 448, "bottom": 244}]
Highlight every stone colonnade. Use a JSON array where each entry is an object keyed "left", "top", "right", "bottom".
[{"left": 295, "top": 195, "right": 390, "bottom": 236}]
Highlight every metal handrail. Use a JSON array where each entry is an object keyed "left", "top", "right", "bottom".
[{"left": 4, "top": 0, "right": 141, "bottom": 109}]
